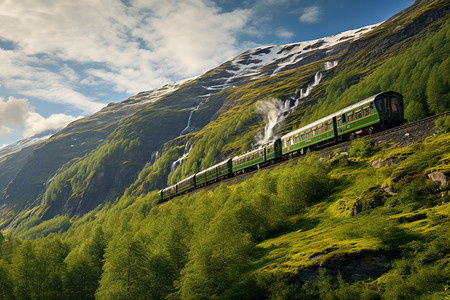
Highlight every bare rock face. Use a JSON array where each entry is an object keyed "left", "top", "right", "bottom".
[
  {"left": 428, "top": 171, "right": 448, "bottom": 186},
  {"left": 383, "top": 187, "right": 396, "bottom": 196},
  {"left": 297, "top": 251, "right": 390, "bottom": 282},
  {"left": 371, "top": 158, "right": 404, "bottom": 169}
]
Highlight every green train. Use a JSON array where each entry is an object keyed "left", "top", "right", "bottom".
[{"left": 160, "top": 91, "right": 405, "bottom": 202}]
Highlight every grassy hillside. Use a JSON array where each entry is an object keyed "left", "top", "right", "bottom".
[
  {"left": 0, "top": 0, "right": 448, "bottom": 228},
  {"left": 1, "top": 118, "right": 448, "bottom": 299},
  {"left": 0, "top": 1, "right": 449, "bottom": 298},
  {"left": 131, "top": 11, "right": 449, "bottom": 193}
]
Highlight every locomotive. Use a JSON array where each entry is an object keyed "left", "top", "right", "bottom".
[{"left": 160, "top": 91, "right": 406, "bottom": 202}]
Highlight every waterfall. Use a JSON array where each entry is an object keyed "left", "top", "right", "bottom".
[
  {"left": 255, "top": 60, "right": 338, "bottom": 145},
  {"left": 171, "top": 150, "right": 190, "bottom": 173},
  {"left": 171, "top": 141, "right": 192, "bottom": 173},
  {"left": 180, "top": 108, "right": 197, "bottom": 136},
  {"left": 44, "top": 167, "right": 63, "bottom": 192},
  {"left": 324, "top": 60, "right": 338, "bottom": 70},
  {"left": 255, "top": 99, "right": 286, "bottom": 145},
  {"left": 179, "top": 94, "right": 210, "bottom": 136},
  {"left": 149, "top": 151, "right": 159, "bottom": 166}
]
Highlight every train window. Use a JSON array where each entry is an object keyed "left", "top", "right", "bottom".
[
  {"left": 342, "top": 114, "right": 346, "bottom": 123},
  {"left": 364, "top": 106, "right": 370, "bottom": 116},
  {"left": 318, "top": 124, "right": 323, "bottom": 133},
  {"left": 312, "top": 127, "right": 317, "bottom": 136},
  {"left": 391, "top": 98, "right": 403, "bottom": 113},
  {"left": 355, "top": 110, "right": 362, "bottom": 119},
  {"left": 347, "top": 113, "right": 353, "bottom": 122},
  {"left": 290, "top": 138, "right": 294, "bottom": 145},
  {"left": 301, "top": 133, "right": 305, "bottom": 140},
  {"left": 375, "top": 99, "right": 384, "bottom": 112}
]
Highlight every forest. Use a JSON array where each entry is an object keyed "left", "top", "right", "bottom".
[
  {"left": 0, "top": 3, "right": 449, "bottom": 299},
  {"left": 0, "top": 117, "right": 449, "bottom": 299}
]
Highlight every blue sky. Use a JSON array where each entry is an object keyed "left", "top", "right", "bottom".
[{"left": 0, "top": 0, "right": 414, "bottom": 147}]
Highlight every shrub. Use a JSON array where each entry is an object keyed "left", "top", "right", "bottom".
[
  {"left": 435, "top": 115, "right": 450, "bottom": 134},
  {"left": 349, "top": 137, "right": 372, "bottom": 158}
]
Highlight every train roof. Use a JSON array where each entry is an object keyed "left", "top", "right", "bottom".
[
  {"left": 197, "top": 158, "right": 232, "bottom": 175},
  {"left": 281, "top": 91, "right": 403, "bottom": 140},
  {"left": 232, "top": 139, "right": 281, "bottom": 161},
  {"left": 232, "top": 146, "right": 264, "bottom": 161},
  {"left": 162, "top": 184, "right": 177, "bottom": 193},
  {"left": 178, "top": 173, "right": 195, "bottom": 183}
]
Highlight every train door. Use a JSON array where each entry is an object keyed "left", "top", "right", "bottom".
[
  {"left": 385, "top": 98, "right": 392, "bottom": 119},
  {"left": 332, "top": 117, "right": 339, "bottom": 140}
]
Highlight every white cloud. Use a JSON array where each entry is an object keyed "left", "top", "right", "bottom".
[
  {"left": 0, "top": 96, "right": 80, "bottom": 138},
  {"left": 0, "top": 96, "right": 28, "bottom": 127},
  {"left": 276, "top": 28, "right": 294, "bottom": 39},
  {"left": 24, "top": 112, "right": 79, "bottom": 138},
  {"left": 299, "top": 6, "right": 321, "bottom": 23},
  {"left": 0, "top": 125, "right": 11, "bottom": 136},
  {"left": 0, "top": 0, "right": 253, "bottom": 112},
  {"left": 0, "top": 49, "right": 105, "bottom": 114}
]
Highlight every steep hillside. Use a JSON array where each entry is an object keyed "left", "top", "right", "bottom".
[
  {"left": 2, "top": 119, "right": 449, "bottom": 299},
  {"left": 0, "top": 0, "right": 449, "bottom": 230},
  {"left": 0, "top": 0, "right": 449, "bottom": 299}
]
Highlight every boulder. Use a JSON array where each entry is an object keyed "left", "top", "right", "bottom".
[
  {"left": 428, "top": 171, "right": 448, "bottom": 186},
  {"left": 371, "top": 157, "right": 404, "bottom": 169}
]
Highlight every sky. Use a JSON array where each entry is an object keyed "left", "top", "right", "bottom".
[{"left": 0, "top": 0, "right": 414, "bottom": 147}]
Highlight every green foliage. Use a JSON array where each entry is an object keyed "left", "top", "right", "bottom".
[
  {"left": 12, "top": 215, "right": 71, "bottom": 239},
  {"left": 179, "top": 209, "right": 254, "bottom": 299},
  {"left": 64, "top": 226, "right": 106, "bottom": 299},
  {"left": 349, "top": 137, "right": 372, "bottom": 158},
  {"left": 299, "top": 16, "right": 450, "bottom": 126},
  {"left": 1, "top": 2, "right": 449, "bottom": 298},
  {"left": 96, "top": 232, "right": 175, "bottom": 299},
  {"left": 1, "top": 132, "right": 450, "bottom": 299},
  {"left": 0, "top": 259, "right": 14, "bottom": 300},
  {"left": 435, "top": 115, "right": 450, "bottom": 134},
  {"left": 277, "top": 155, "right": 332, "bottom": 215}
]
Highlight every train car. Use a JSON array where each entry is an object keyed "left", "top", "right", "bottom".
[
  {"left": 197, "top": 159, "right": 233, "bottom": 187},
  {"left": 177, "top": 174, "right": 196, "bottom": 194},
  {"left": 281, "top": 115, "right": 335, "bottom": 158},
  {"left": 335, "top": 91, "right": 405, "bottom": 138},
  {"left": 196, "top": 164, "right": 218, "bottom": 187},
  {"left": 232, "top": 146, "right": 266, "bottom": 175},
  {"left": 216, "top": 158, "right": 233, "bottom": 180},
  {"left": 161, "top": 91, "right": 405, "bottom": 201},
  {"left": 282, "top": 91, "right": 405, "bottom": 157},
  {"left": 161, "top": 184, "right": 177, "bottom": 202},
  {"left": 265, "top": 138, "right": 282, "bottom": 162}
]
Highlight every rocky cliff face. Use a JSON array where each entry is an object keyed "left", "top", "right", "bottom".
[{"left": 0, "top": 0, "right": 448, "bottom": 229}]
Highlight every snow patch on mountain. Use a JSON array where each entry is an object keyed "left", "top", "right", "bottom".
[
  {"left": 223, "top": 23, "right": 381, "bottom": 82},
  {"left": 123, "top": 77, "right": 194, "bottom": 105},
  {"left": 0, "top": 132, "right": 54, "bottom": 157}
]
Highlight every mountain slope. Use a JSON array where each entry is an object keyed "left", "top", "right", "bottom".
[{"left": 0, "top": 0, "right": 449, "bottom": 229}]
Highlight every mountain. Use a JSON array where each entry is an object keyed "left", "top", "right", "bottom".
[
  {"left": 0, "top": 130, "right": 55, "bottom": 203},
  {"left": 0, "top": 0, "right": 449, "bottom": 230}
]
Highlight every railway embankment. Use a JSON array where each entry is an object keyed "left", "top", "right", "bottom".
[{"left": 204, "top": 114, "right": 443, "bottom": 193}]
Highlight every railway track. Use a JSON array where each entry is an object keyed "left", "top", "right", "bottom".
[{"left": 199, "top": 112, "right": 448, "bottom": 194}]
